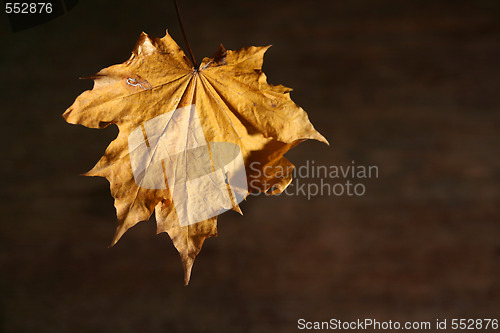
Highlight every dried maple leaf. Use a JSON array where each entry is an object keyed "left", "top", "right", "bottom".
[{"left": 63, "top": 31, "right": 328, "bottom": 284}]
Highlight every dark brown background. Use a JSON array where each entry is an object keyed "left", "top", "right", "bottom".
[{"left": 1, "top": 0, "right": 499, "bottom": 332}]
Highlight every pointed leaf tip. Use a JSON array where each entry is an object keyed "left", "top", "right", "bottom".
[{"left": 182, "top": 255, "right": 195, "bottom": 286}]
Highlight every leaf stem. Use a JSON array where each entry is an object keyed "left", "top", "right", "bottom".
[{"left": 173, "top": 0, "right": 197, "bottom": 69}]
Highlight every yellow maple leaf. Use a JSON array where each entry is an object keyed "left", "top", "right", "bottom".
[{"left": 63, "top": 31, "right": 328, "bottom": 285}]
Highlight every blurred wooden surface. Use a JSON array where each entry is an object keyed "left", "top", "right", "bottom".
[{"left": 1, "top": 0, "right": 499, "bottom": 332}]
